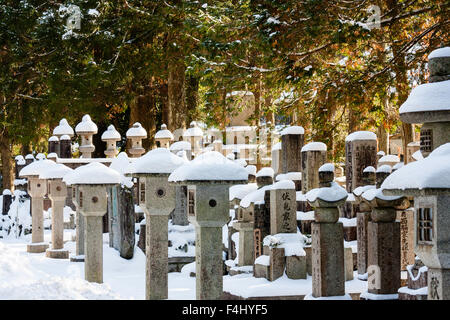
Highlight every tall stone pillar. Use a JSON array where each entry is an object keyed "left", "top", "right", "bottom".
[
  {"left": 59, "top": 135, "right": 72, "bottom": 158},
  {"left": 280, "top": 126, "right": 304, "bottom": 173},
  {"left": 48, "top": 136, "right": 60, "bottom": 156},
  {"left": 301, "top": 142, "right": 327, "bottom": 194},
  {"left": 173, "top": 186, "right": 189, "bottom": 226}
]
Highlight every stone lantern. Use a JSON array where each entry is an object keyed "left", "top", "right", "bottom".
[
  {"left": 75, "top": 115, "right": 98, "bottom": 158},
  {"left": 382, "top": 143, "right": 450, "bottom": 299},
  {"left": 183, "top": 121, "right": 204, "bottom": 158},
  {"left": 170, "top": 141, "right": 192, "bottom": 160},
  {"left": 360, "top": 165, "right": 404, "bottom": 299},
  {"left": 305, "top": 163, "right": 350, "bottom": 299},
  {"left": 101, "top": 124, "right": 121, "bottom": 158},
  {"left": 63, "top": 162, "right": 120, "bottom": 283},
  {"left": 126, "top": 122, "right": 147, "bottom": 158},
  {"left": 169, "top": 151, "right": 248, "bottom": 300},
  {"left": 39, "top": 163, "right": 73, "bottom": 259},
  {"left": 125, "top": 148, "right": 187, "bottom": 299},
  {"left": 53, "top": 118, "right": 74, "bottom": 140},
  {"left": 155, "top": 124, "right": 174, "bottom": 149},
  {"left": 19, "top": 159, "right": 58, "bottom": 253}
]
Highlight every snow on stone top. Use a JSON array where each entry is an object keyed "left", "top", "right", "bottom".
[
  {"left": 101, "top": 125, "right": 121, "bottom": 141},
  {"left": 155, "top": 124, "right": 174, "bottom": 140},
  {"left": 376, "top": 164, "right": 392, "bottom": 173},
  {"left": 280, "top": 126, "right": 304, "bottom": 136},
  {"left": 126, "top": 122, "right": 147, "bottom": 138},
  {"left": 408, "top": 141, "right": 420, "bottom": 147},
  {"left": 381, "top": 143, "right": 450, "bottom": 191},
  {"left": 39, "top": 163, "right": 73, "bottom": 180},
  {"left": 75, "top": 115, "right": 98, "bottom": 134},
  {"left": 35, "top": 153, "right": 46, "bottom": 160},
  {"left": 53, "top": 118, "right": 74, "bottom": 136},
  {"left": 301, "top": 141, "right": 327, "bottom": 152},
  {"left": 353, "top": 185, "right": 375, "bottom": 197},
  {"left": 285, "top": 172, "right": 302, "bottom": 180},
  {"left": 263, "top": 233, "right": 307, "bottom": 257},
  {"left": 271, "top": 142, "right": 281, "bottom": 151},
  {"left": 63, "top": 162, "right": 120, "bottom": 185},
  {"left": 276, "top": 173, "right": 286, "bottom": 181},
  {"left": 399, "top": 80, "right": 450, "bottom": 114},
  {"left": 393, "top": 162, "right": 404, "bottom": 170},
  {"left": 2, "top": 189, "right": 12, "bottom": 196},
  {"left": 377, "top": 150, "right": 385, "bottom": 156},
  {"left": 183, "top": 125, "right": 203, "bottom": 137},
  {"left": 256, "top": 167, "right": 274, "bottom": 178},
  {"left": 271, "top": 180, "right": 295, "bottom": 190},
  {"left": 319, "top": 163, "right": 334, "bottom": 172},
  {"left": 19, "top": 159, "right": 57, "bottom": 177},
  {"left": 428, "top": 47, "right": 450, "bottom": 59},
  {"left": 25, "top": 154, "right": 34, "bottom": 160},
  {"left": 126, "top": 148, "right": 187, "bottom": 175},
  {"left": 60, "top": 134, "right": 71, "bottom": 140},
  {"left": 47, "top": 153, "right": 58, "bottom": 159},
  {"left": 176, "top": 150, "right": 189, "bottom": 162},
  {"left": 379, "top": 154, "right": 400, "bottom": 163},
  {"left": 226, "top": 153, "right": 235, "bottom": 160},
  {"left": 48, "top": 136, "right": 59, "bottom": 142},
  {"left": 234, "top": 159, "right": 247, "bottom": 167},
  {"left": 109, "top": 152, "right": 133, "bottom": 188},
  {"left": 168, "top": 151, "right": 248, "bottom": 182},
  {"left": 15, "top": 155, "right": 24, "bottom": 161},
  {"left": 240, "top": 185, "right": 272, "bottom": 208},
  {"left": 412, "top": 150, "right": 424, "bottom": 161},
  {"left": 362, "top": 187, "right": 402, "bottom": 202},
  {"left": 363, "top": 166, "right": 376, "bottom": 173},
  {"left": 305, "top": 182, "right": 348, "bottom": 203},
  {"left": 345, "top": 131, "right": 377, "bottom": 142},
  {"left": 170, "top": 141, "right": 192, "bottom": 151},
  {"left": 229, "top": 183, "right": 258, "bottom": 201},
  {"left": 246, "top": 165, "right": 257, "bottom": 175}
]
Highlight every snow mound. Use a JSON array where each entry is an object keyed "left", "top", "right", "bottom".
[
  {"left": 39, "top": 163, "right": 73, "bottom": 180},
  {"left": 229, "top": 183, "right": 258, "bottom": 201},
  {"left": 63, "top": 162, "right": 120, "bottom": 185},
  {"left": 319, "top": 163, "right": 334, "bottom": 172},
  {"left": 301, "top": 142, "right": 327, "bottom": 152},
  {"left": 271, "top": 180, "right": 295, "bottom": 190},
  {"left": 428, "top": 47, "right": 450, "bottom": 59},
  {"left": 256, "top": 167, "right": 274, "bottom": 178},
  {"left": 399, "top": 80, "right": 450, "bottom": 114},
  {"left": 306, "top": 182, "right": 347, "bottom": 203},
  {"left": 345, "top": 131, "right": 377, "bottom": 142},
  {"left": 19, "top": 159, "right": 57, "bottom": 177},
  {"left": 280, "top": 126, "right": 304, "bottom": 136},
  {"left": 126, "top": 148, "right": 187, "bottom": 174},
  {"left": 240, "top": 185, "right": 271, "bottom": 208}
]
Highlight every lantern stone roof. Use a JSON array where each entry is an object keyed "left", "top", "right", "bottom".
[
  {"left": 126, "top": 148, "right": 187, "bottom": 175},
  {"left": 170, "top": 141, "right": 192, "bottom": 151},
  {"left": 39, "top": 163, "right": 73, "bottom": 180},
  {"left": 75, "top": 115, "right": 98, "bottom": 134},
  {"left": 306, "top": 182, "right": 348, "bottom": 203},
  {"left": 168, "top": 151, "right": 248, "bottom": 183},
  {"left": 345, "top": 131, "right": 377, "bottom": 142},
  {"left": 381, "top": 143, "right": 450, "bottom": 196},
  {"left": 319, "top": 163, "right": 334, "bottom": 172},
  {"left": 155, "top": 124, "right": 174, "bottom": 140},
  {"left": 53, "top": 118, "right": 74, "bottom": 137},
  {"left": 101, "top": 125, "right": 121, "bottom": 141},
  {"left": 19, "top": 159, "right": 57, "bottom": 178},
  {"left": 63, "top": 162, "right": 120, "bottom": 185},
  {"left": 126, "top": 122, "right": 147, "bottom": 138},
  {"left": 256, "top": 167, "right": 274, "bottom": 178}
]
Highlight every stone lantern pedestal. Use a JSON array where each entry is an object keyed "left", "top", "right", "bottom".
[{"left": 46, "top": 180, "right": 69, "bottom": 258}]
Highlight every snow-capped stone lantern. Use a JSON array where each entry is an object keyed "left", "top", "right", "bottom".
[
  {"left": 169, "top": 141, "right": 192, "bottom": 160},
  {"left": 382, "top": 142, "right": 450, "bottom": 301},
  {"left": 155, "top": 124, "right": 174, "bottom": 149},
  {"left": 63, "top": 163, "right": 120, "bottom": 283},
  {"left": 101, "top": 125, "right": 121, "bottom": 158},
  {"left": 39, "top": 163, "right": 73, "bottom": 259},
  {"left": 169, "top": 151, "right": 248, "bottom": 300},
  {"left": 59, "top": 134, "right": 72, "bottom": 158},
  {"left": 360, "top": 164, "right": 404, "bottom": 300},
  {"left": 183, "top": 121, "right": 204, "bottom": 159},
  {"left": 345, "top": 131, "right": 377, "bottom": 192},
  {"left": 75, "top": 115, "right": 98, "bottom": 158},
  {"left": 125, "top": 148, "right": 187, "bottom": 299},
  {"left": 48, "top": 136, "right": 60, "bottom": 156},
  {"left": 126, "top": 122, "right": 147, "bottom": 158},
  {"left": 53, "top": 118, "right": 74, "bottom": 139},
  {"left": 305, "top": 163, "right": 350, "bottom": 299},
  {"left": 19, "top": 159, "right": 58, "bottom": 253},
  {"left": 280, "top": 126, "right": 304, "bottom": 173}
]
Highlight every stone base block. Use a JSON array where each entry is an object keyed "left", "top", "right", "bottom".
[
  {"left": 254, "top": 263, "right": 270, "bottom": 279},
  {"left": 27, "top": 242, "right": 49, "bottom": 253},
  {"left": 70, "top": 254, "right": 85, "bottom": 262},
  {"left": 286, "top": 255, "right": 307, "bottom": 279},
  {"left": 269, "top": 247, "right": 286, "bottom": 281},
  {"left": 46, "top": 249, "right": 69, "bottom": 259},
  {"left": 229, "top": 266, "right": 253, "bottom": 276}
]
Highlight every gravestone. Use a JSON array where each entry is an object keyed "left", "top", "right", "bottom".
[
  {"left": 280, "top": 126, "right": 304, "bottom": 173},
  {"left": 301, "top": 142, "right": 327, "bottom": 194}
]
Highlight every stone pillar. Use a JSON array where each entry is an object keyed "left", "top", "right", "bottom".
[
  {"left": 118, "top": 185, "right": 135, "bottom": 259},
  {"left": 27, "top": 178, "right": 49, "bottom": 253},
  {"left": 173, "top": 186, "right": 189, "bottom": 226},
  {"left": 271, "top": 142, "right": 282, "bottom": 175},
  {"left": 281, "top": 129, "right": 304, "bottom": 173},
  {"left": 345, "top": 133, "right": 377, "bottom": 192},
  {"left": 301, "top": 143, "right": 327, "bottom": 194},
  {"left": 234, "top": 222, "right": 254, "bottom": 266},
  {"left": 397, "top": 208, "right": 415, "bottom": 271},
  {"left": 356, "top": 208, "right": 370, "bottom": 278},
  {"left": 2, "top": 190, "right": 12, "bottom": 215},
  {"left": 270, "top": 186, "right": 297, "bottom": 234},
  {"left": 46, "top": 179, "right": 69, "bottom": 259},
  {"left": 48, "top": 136, "right": 60, "bottom": 156},
  {"left": 59, "top": 135, "right": 72, "bottom": 158},
  {"left": 78, "top": 184, "right": 108, "bottom": 283},
  {"left": 70, "top": 186, "right": 85, "bottom": 261}
]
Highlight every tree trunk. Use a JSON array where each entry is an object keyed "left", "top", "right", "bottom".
[
  {"left": 253, "top": 74, "right": 262, "bottom": 170},
  {"left": 129, "top": 89, "right": 158, "bottom": 151},
  {"left": 168, "top": 58, "right": 186, "bottom": 131},
  {"left": 377, "top": 125, "right": 389, "bottom": 154},
  {"left": 185, "top": 76, "right": 199, "bottom": 125},
  {"left": 0, "top": 131, "right": 14, "bottom": 191}
]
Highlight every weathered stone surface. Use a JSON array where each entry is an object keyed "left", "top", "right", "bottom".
[
  {"left": 173, "top": 186, "right": 189, "bottom": 226},
  {"left": 254, "top": 262, "right": 270, "bottom": 279},
  {"left": 27, "top": 178, "right": 48, "bottom": 252},
  {"left": 367, "top": 221, "right": 400, "bottom": 295},
  {"left": 357, "top": 211, "right": 370, "bottom": 276},
  {"left": 343, "top": 225, "right": 356, "bottom": 242},
  {"left": 269, "top": 247, "right": 286, "bottom": 281},
  {"left": 345, "top": 139, "right": 377, "bottom": 192},
  {"left": 427, "top": 268, "right": 450, "bottom": 300},
  {"left": 234, "top": 222, "right": 254, "bottom": 266},
  {"left": 301, "top": 150, "right": 327, "bottom": 194},
  {"left": 344, "top": 247, "right": 354, "bottom": 281},
  {"left": 397, "top": 209, "right": 414, "bottom": 271},
  {"left": 270, "top": 188, "right": 297, "bottom": 234},
  {"left": 311, "top": 222, "right": 345, "bottom": 297},
  {"left": 118, "top": 186, "right": 135, "bottom": 259},
  {"left": 286, "top": 255, "right": 307, "bottom": 279},
  {"left": 304, "top": 245, "right": 312, "bottom": 275},
  {"left": 137, "top": 223, "right": 146, "bottom": 252},
  {"left": 281, "top": 134, "right": 303, "bottom": 173},
  {"left": 84, "top": 215, "right": 104, "bottom": 283},
  {"left": 228, "top": 225, "right": 237, "bottom": 261}
]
